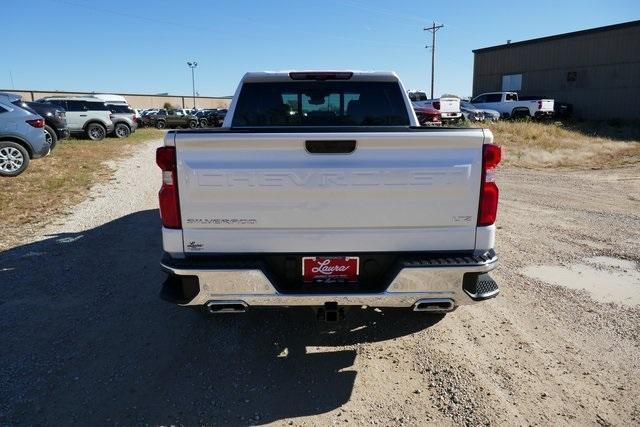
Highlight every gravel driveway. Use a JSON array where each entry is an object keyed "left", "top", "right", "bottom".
[{"left": 1, "top": 138, "right": 639, "bottom": 425}]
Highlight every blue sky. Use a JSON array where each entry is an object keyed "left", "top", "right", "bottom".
[{"left": 4, "top": 0, "right": 639, "bottom": 97}]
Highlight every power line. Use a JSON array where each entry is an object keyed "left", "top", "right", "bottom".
[
  {"left": 49, "top": 0, "right": 416, "bottom": 49},
  {"left": 333, "top": 0, "right": 426, "bottom": 24},
  {"left": 424, "top": 22, "right": 444, "bottom": 99}
]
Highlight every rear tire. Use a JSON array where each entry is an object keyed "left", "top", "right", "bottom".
[
  {"left": 0, "top": 141, "right": 30, "bottom": 177},
  {"left": 114, "top": 123, "right": 131, "bottom": 139},
  {"left": 43, "top": 125, "right": 58, "bottom": 149},
  {"left": 511, "top": 109, "right": 530, "bottom": 120},
  {"left": 156, "top": 120, "right": 166, "bottom": 129},
  {"left": 86, "top": 123, "right": 106, "bottom": 141}
]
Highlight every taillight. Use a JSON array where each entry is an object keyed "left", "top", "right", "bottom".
[
  {"left": 478, "top": 144, "right": 502, "bottom": 226},
  {"left": 26, "top": 118, "right": 45, "bottom": 128},
  {"left": 156, "top": 147, "right": 181, "bottom": 228}
]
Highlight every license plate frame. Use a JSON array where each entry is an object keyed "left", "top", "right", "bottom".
[{"left": 302, "top": 256, "right": 360, "bottom": 283}]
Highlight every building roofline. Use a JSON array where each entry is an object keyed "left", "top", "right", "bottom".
[
  {"left": 473, "top": 19, "right": 640, "bottom": 54},
  {"left": 0, "top": 88, "right": 233, "bottom": 99}
]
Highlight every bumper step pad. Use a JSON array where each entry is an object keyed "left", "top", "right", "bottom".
[{"left": 462, "top": 272, "right": 499, "bottom": 300}]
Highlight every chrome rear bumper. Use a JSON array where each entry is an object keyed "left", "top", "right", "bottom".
[{"left": 160, "top": 251, "right": 498, "bottom": 310}]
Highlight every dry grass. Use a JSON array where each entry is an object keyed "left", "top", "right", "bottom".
[
  {"left": 475, "top": 120, "right": 640, "bottom": 169},
  {"left": 0, "top": 128, "right": 163, "bottom": 250}
]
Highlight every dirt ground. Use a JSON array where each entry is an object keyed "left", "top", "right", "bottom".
[
  {"left": 1, "top": 138, "right": 639, "bottom": 426},
  {"left": 0, "top": 128, "right": 163, "bottom": 252}
]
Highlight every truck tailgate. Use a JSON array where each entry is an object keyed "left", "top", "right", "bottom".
[
  {"left": 175, "top": 129, "right": 486, "bottom": 253},
  {"left": 539, "top": 99, "right": 554, "bottom": 112},
  {"left": 438, "top": 97, "right": 460, "bottom": 114}
]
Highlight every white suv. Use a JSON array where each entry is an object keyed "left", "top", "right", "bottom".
[{"left": 37, "top": 97, "right": 114, "bottom": 141}]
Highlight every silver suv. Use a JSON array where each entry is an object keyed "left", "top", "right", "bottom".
[
  {"left": 106, "top": 103, "right": 138, "bottom": 138},
  {"left": 37, "top": 97, "right": 114, "bottom": 141},
  {"left": 0, "top": 100, "right": 49, "bottom": 177}
]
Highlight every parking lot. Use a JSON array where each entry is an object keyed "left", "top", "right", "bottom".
[{"left": 1, "top": 130, "right": 639, "bottom": 425}]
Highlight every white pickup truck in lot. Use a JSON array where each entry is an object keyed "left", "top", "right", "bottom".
[
  {"left": 157, "top": 71, "right": 501, "bottom": 319},
  {"left": 471, "top": 92, "right": 554, "bottom": 119},
  {"left": 409, "top": 91, "right": 463, "bottom": 122}
]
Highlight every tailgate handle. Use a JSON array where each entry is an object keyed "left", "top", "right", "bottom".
[{"left": 305, "top": 140, "right": 356, "bottom": 154}]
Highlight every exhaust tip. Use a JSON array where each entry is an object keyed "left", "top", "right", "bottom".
[
  {"left": 205, "top": 300, "right": 248, "bottom": 314},
  {"left": 413, "top": 298, "right": 455, "bottom": 312}
]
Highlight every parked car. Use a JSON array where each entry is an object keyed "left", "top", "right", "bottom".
[
  {"left": 0, "top": 92, "right": 69, "bottom": 149},
  {"left": 178, "top": 108, "right": 197, "bottom": 116},
  {"left": 195, "top": 110, "right": 210, "bottom": 127},
  {"left": 158, "top": 70, "right": 501, "bottom": 317},
  {"left": 553, "top": 101, "right": 573, "bottom": 119},
  {"left": 413, "top": 105, "right": 441, "bottom": 126},
  {"left": 150, "top": 109, "right": 198, "bottom": 129},
  {"left": 411, "top": 93, "right": 462, "bottom": 122},
  {"left": 459, "top": 102, "right": 485, "bottom": 122},
  {"left": 196, "top": 109, "right": 222, "bottom": 127},
  {"left": 37, "top": 97, "right": 114, "bottom": 141},
  {"left": 408, "top": 90, "right": 426, "bottom": 102},
  {"left": 215, "top": 109, "right": 227, "bottom": 126},
  {"left": 139, "top": 110, "right": 159, "bottom": 127},
  {"left": 461, "top": 101, "right": 501, "bottom": 122},
  {"left": 0, "top": 100, "right": 49, "bottom": 177},
  {"left": 106, "top": 104, "right": 137, "bottom": 138},
  {"left": 519, "top": 95, "right": 573, "bottom": 119},
  {"left": 470, "top": 92, "right": 554, "bottom": 119}
]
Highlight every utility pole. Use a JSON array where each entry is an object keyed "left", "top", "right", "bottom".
[
  {"left": 424, "top": 22, "right": 444, "bottom": 99},
  {"left": 187, "top": 61, "right": 198, "bottom": 109}
]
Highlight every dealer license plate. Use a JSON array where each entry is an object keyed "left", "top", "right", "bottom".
[{"left": 302, "top": 256, "right": 359, "bottom": 283}]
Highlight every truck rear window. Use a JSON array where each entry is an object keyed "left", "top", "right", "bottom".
[{"left": 232, "top": 82, "right": 410, "bottom": 127}]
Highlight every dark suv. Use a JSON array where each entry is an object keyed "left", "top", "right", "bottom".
[
  {"left": 195, "top": 109, "right": 220, "bottom": 127},
  {"left": 151, "top": 109, "right": 198, "bottom": 129},
  {"left": 214, "top": 108, "right": 227, "bottom": 126},
  {"left": 13, "top": 100, "right": 69, "bottom": 148}
]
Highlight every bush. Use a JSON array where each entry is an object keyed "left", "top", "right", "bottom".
[{"left": 163, "top": 102, "right": 173, "bottom": 109}]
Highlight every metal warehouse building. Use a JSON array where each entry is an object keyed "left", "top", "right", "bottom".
[{"left": 472, "top": 20, "right": 640, "bottom": 120}]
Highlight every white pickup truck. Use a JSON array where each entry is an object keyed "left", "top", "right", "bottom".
[
  {"left": 408, "top": 91, "right": 462, "bottom": 122},
  {"left": 157, "top": 71, "right": 501, "bottom": 319},
  {"left": 471, "top": 92, "right": 554, "bottom": 119}
]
